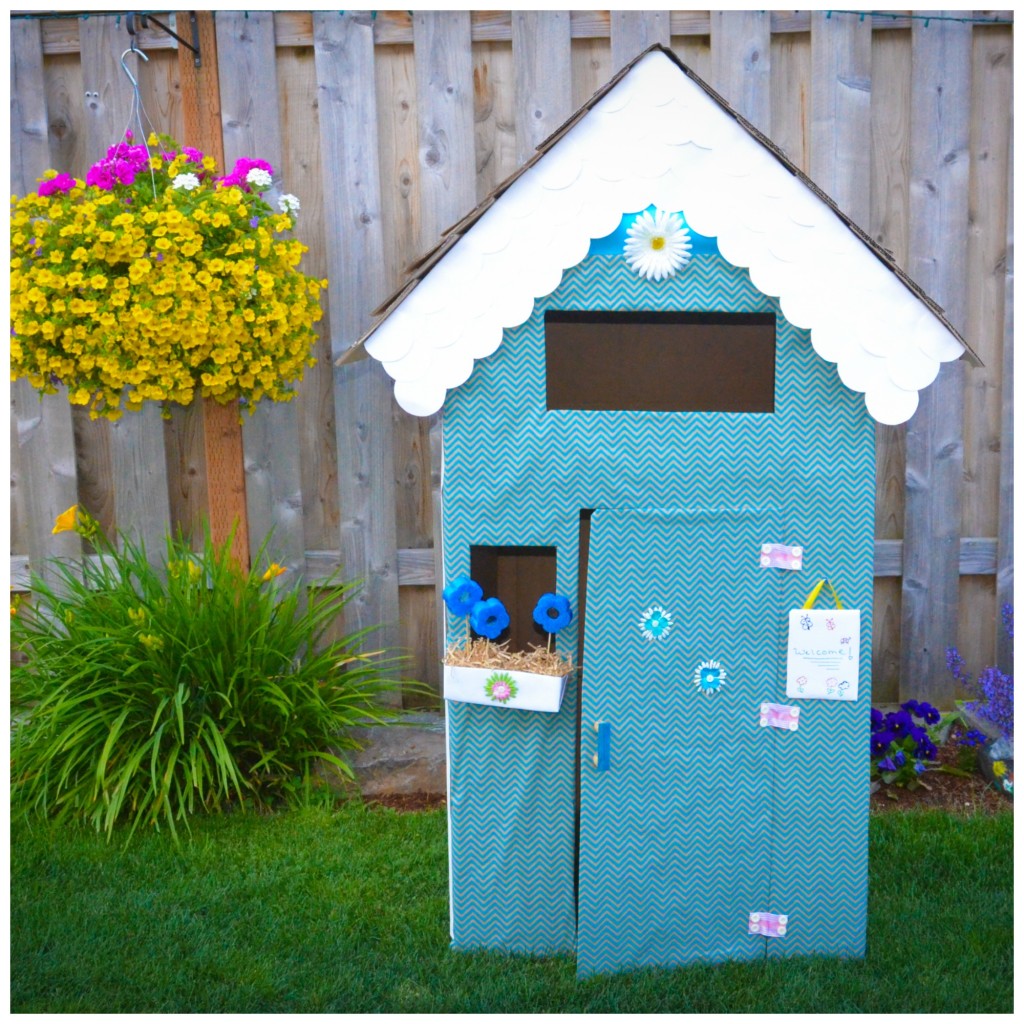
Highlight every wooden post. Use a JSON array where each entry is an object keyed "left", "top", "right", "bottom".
[{"left": 175, "top": 10, "right": 250, "bottom": 568}]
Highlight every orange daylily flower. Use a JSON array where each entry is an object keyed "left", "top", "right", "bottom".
[
  {"left": 52, "top": 504, "right": 78, "bottom": 534},
  {"left": 261, "top": 563, "right": 287, "bottom": 582}
]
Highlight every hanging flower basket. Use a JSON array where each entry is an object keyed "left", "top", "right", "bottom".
[{"left": 10, "top": 134, "right": 326, "bottom": 421}]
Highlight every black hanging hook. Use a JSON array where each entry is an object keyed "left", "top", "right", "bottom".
[{"left": 126, "top": 10, "right": 202, "bottom": 68}]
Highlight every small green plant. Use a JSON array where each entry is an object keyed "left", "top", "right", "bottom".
[{"left": 11, "top": 505, "right": 406, "bottom": 842}]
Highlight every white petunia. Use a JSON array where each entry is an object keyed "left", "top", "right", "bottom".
[
  {"left": 246, "top": 167, "right": 273, "bottom": 190},
  {"left": 277, "top": 193, "right": 301, "bottom": 214},
  {"left": 624, "top": 209, "right": 692, "bottom": 281},
  {"left": 172, "top": 172, "right": 201, "bottom": 192}
]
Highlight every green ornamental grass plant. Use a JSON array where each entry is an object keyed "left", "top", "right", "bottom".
[{"left": 11, "top": 505, "right": 405, "bottom": 841}]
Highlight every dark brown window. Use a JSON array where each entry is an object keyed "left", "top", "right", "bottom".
[
  {"left": 470, "top": 545, "right": 557, "bottom": 652},
  {"left": 544, "top": 310, "right": 776, "bottom": 413}
]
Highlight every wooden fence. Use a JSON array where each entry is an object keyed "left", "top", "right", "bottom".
[{"left": 10, "top": 10, "right": 1013, "bottom": 706}]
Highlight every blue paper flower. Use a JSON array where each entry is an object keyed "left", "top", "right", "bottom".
[
  {"left": 533, "top": 593, "right": 573, "bottom": 633},
  {"left": 693, "top": 660, "right": 725, "bottom": 694},
  {"left": 470, "top": 598, "right": 510, "bottom": 640},
  {"left": 442, "top": 576, "right": 483, "bottom": 617}
]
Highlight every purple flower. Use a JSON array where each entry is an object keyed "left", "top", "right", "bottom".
[
  {"left": 250, "top": 216, "right": 260, "bottom": 228},
  {"left": 916, "top": 701, "right": 941, "bottom": 725},
  {"left": 914, "top": 761, "right": 927, "bottom": 775},
  {"left": 893, "top": 749, "right": 906, "bottom": 768},
  {"left": 877, "top": 756, "right": 898, "bottom": 772},
  {"left": 959, "top": 728, "right": 988, "bottom": 747},
  {"left": 901, "top": 699, "right": 920, "bottom": 715},
  {"left": 946, "top": 645, "right": 971, "bottom": 687},
  {"left": 870, "top": 731, "right": 893, "bottom": 756},
  {"left": 870, "top": 708, "right": 884, "bottom": 733},
  {"left": 885, "top": 711, "right": 915, "bottom": 739},
  {"left": 915, "top": 735, "right": 938, "bottom": 760},
  {"left": 1002, "top": 604, "right": 1014, "bottom": 640}
]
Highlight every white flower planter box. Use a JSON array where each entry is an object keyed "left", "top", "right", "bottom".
[{"left": 443, "top": 664, "right": 569, "bottom": 713}]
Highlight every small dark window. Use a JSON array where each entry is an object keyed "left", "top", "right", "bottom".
[
  {"left": 544, "top": 310, "right": 776, "bottom": 413},
  {"left": 470, "top": 545, "right": 557, "bottom": 652}
]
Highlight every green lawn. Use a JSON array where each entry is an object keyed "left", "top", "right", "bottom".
[{"left": 10, "top": 804, "right": 1012, "bottom": 1013}]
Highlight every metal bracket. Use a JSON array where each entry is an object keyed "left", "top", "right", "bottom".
[{"left": 126, "top": 11, "right": 201, "bottom": 68}]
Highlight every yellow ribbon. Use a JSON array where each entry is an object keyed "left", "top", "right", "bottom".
[{"left": 801, "top": 578, "right": 844, "bottom": 610}]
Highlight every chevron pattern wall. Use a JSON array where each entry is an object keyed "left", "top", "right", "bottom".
[{"left": 442, "top": 253, "right": 874, "bottom": 974}]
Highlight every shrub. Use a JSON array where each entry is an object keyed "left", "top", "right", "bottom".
[{"left": 11, "top": 506, "right": 405, "bottom": 841}]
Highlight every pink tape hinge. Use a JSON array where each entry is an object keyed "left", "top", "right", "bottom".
[
  {"left": 749, "top": 911, "right": 789, "bottom": 937},
  {"left": 759, "top": 543, "right": 804, "bottom": 571}
]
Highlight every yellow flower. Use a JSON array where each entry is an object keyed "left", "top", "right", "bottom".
[
  {"left": 127, "top": 606, "right": 147, "bottom": 624},
  {"left": 52, "top": 504, "right": 79, "bottom": 534},
  {"left": 261, "top": 563, "right": 287, "bottom": 582},
  {"left": 139, "top": 633, "right": 164, "bottom": 652},
  {"left": 993, "top": 761, "right": 1006, "bottom": 777}
]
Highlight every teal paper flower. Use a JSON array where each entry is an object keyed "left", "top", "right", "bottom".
[
  {"left": 533, "top": 593, "right": 573, "bottom": 633},
  {"left": 471, "top": 598, "right": 510, "bottom": 640},
  {"left": 694, "top": 660, "right": 725, "bottom": 694},
  {"left": 639, "top": 605, "right": 673, "bottom": 641}
]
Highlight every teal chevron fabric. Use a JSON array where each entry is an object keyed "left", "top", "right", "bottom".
[
  {"left": 580, "top": 506, "right": 781, "bottom": 974},
  {"left": 442, "top": 253, "right": 874, "bottom": 974}
]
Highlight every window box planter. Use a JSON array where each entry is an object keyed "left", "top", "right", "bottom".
[{"left": 443, "top": 664, "right": 569, "bottom": 713}]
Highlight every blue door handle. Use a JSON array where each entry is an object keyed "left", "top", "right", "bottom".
[{"left": 592, "top": 721, "right": 612, "bottom": 770}]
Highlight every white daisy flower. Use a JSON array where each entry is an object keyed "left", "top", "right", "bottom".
[
  {"left": 624, "top": 209, "right": 692, "bottom": 281},
  {"left": 277, "top": 193, "right": 301, "bottom": 214},
  {"left": 246, "top": 167, "right": 273, "bottom": 191},
  {"left": 171, "top": 172, "right": 201, "bottom": 192}
]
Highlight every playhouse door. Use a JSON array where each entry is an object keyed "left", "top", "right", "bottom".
[{"left": 577, "top": 506, "right": 781, "bottom": 977}]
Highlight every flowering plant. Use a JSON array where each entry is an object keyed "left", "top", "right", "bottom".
[
  {"left": 946, "top": 605, "right": 1014, "bottom": 744},
  {"left": 10, "top": 132, "right": 325, "bottom": 421},
  {"left": 869, "top": 700, "right": 943, "bottom": 795}
]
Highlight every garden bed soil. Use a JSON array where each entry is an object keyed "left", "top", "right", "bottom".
[{"left": 870, "top": 729, "right": 1012, "bottom": 815}]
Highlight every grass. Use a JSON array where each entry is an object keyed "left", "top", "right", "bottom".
[{"left": 10, "top": 804, "right": 1012, "bottom": 1013}]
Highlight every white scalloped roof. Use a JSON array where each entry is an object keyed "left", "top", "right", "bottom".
[{"left": 357, "top": 48, "right": 971, "bottom": 424}]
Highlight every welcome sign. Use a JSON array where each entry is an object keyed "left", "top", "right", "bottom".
[{"left": 785, "top": 608, "right": 860, "bottom": 701}]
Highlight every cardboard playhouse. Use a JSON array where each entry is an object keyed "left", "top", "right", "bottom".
[{"left": 340, "top": 45, "right": 978, "bottom": 977}]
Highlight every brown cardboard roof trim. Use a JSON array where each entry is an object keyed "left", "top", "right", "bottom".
[{"left": 350, "top": 44, "right": 980, "bottom": 367}]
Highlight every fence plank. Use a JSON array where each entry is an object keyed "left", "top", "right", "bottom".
[
  {"left": 810, "top": 11, "right": 872, "bottom": 220},
  {"left": 472, "top": 40, "right": 516, "bottom": 207},
  {"left": 610, "top": 11, "right": 670, "bottom": 74},
  {"left": 571, "top": 36, "right": 614, "bottom": 109},
  {"left": 79, "top": 15, "right": 171, "bottom": 553},
  {"left": 995, "top": 136, "right": 1013, "bottom": 668},
  {"left": 710, "top": 11, "right": 772, "bottom": 132},
  {"left": 215, "top": 11, "right": 307, "bottom": 581},
  {"left": 413, "top": 11, "right": 476, "bottom": 251},
  {"left": 901, "top": 16, "right": 972, "bottom": 705},
  {"left": 770, "top": 29, "right": 811, "bottom": 174},
  {"left": 312, "top": 12, "right": 401, "bottom": 690},
  {"left": 512, "top": 12, "right": 572, "bottom": 167},
  {"left": 11, "top": 19, "right": 82, "bottom": 583}
]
